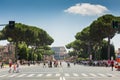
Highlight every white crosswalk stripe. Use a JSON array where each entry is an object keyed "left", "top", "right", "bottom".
[
  {"left": 36, "top": 74, "right": 43, "bottom": 77},
  {"left": 27, "top": 74, "right": 35, "bottom": 77},
  {"left": 73, "top": 73, "right": 79, "bottom": 77},
  {"left": 89, "top": 73, "right": 97, "bottom": 77},
  {"left": 46, "top": 74, "right": 52, "bottom": 77},
  {"left": 98, "top": 73, "right": 106, "bottom": 77},
  {"left": 17, "top": 74, "right": 26, "bottom": 77},
  {"left": 64, "top": 73, "right": 70, "bottom": 76},
  {"left": 9, "top": 74, "right": 18, "bottom": 77},
  {"left": 55, "top": 73, "right": 61, "bottom": 77},
  {"left": 0, "top": 73, "right": 117, "bottom": 78},
  {"left": 60, "top": 77, "right": 62, "bottom": 80},
  {"left": 81, "top": 73, "right": 88, "bottom": 77},
  {"left": 0, "top": 74, "right": 7, "bottom": 77},
  {"left": 106, "top": 73, "right": 115, "bottom": 77}
]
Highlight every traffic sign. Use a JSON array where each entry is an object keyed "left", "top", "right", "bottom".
[
  {"left": 9, "top": 21, "right": 15, "bottom": 29},
  {"left": 112, "top": 20, "right": 120, "bottom": 28}
]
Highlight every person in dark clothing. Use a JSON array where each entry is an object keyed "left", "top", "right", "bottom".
[
  {"left": 1, "top": 62, "right": 4, "bottom": 68},
  {"left": 49, "top": 61, "right": 52, "bottom": 68},
  {"left": 67, "top": 62, "right": 70, "bottom": 67},
  {"left": 111, "top": 60, "right": 114, "bottom": 71}
]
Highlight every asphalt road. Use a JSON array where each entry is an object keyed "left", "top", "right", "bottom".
[{"left": 0, "top": 62, "right": 120, "bottom": 80}]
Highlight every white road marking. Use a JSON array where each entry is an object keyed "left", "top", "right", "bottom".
[
  {"left": 98, "top": 73, "right": 106, "bottom": 77},
  {"left": 56, "top": 73, "right": 60, "bottom": 76},
  {"left": 60, "top": 77, "right": 62, "bottom": 80},
  {"left": 9, "top": 74, "right": 18, "bottom": 77},
  {"left": 73, "top": 73, "right": 79, "bottom": 77},
  {"left": 36, "top": 74, "right": 43, "bottom": 77},
  {"left": 106, "top": 73, "right": 115, "bottom": 77},
  {"left": 64, "top": 73, "right": 70, "bottom": 76},
  {"left": 27, "top": 74, "right": 35, "bottom": 77},
  {"left": 17, "top": 74, "right": 26, "bottom": 77},
  {"left": 81, "top": 73, "right": 88, "bottom": 77},
  {"left": 0, "top": 72, "right": 115, "bottom": 78},
  {"left": 0, "top": 74, "right": 7, "bottom": 77},
  {"left": 46, "top": 74, "right": 52, "bottom": 77},
  {"left": 63, "top": 77, "right": 66, "bottom": 80},
  {"left": 89, "top": 73, "right": 97, "bottom": 77}
]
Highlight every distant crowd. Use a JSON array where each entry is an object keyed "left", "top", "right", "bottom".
[{"left": 76, "top": 60, "right": 115, "bottom": 67}]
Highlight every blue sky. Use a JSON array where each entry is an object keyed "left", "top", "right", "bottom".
[{"left": 0, "top": 0, "right": 120, "bottom": 50}]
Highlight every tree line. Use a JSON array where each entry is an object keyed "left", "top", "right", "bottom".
[
  {"left": 66, "top": 14, "right": 120, "bottom": 61},
  {"left": 0, "top": 23, "right": 54, "bottom": 62}
]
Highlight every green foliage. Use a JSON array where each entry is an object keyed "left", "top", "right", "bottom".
[
  {"left": 68, "top": 51, "right": 77, "bottom": 56},
  {"left": 75, "top": 27, "right": 90, "bottom": 41},
  {"left": 77, "top": 57, "right": 89, "bottom": 61},
  {"left": 90, "top": 14, "right": 116, "bottom": 41},
  {"left": 18, "top": 43, "right": 28, "bottom": 60},
  {"left": 66, "top": 43, "right": 72, "bottom": 49},
  {"left": 66, "top": 27, "right": 92, "bottom": 58},
  {"left": 28, "top": 50, "right": 32, "bottom": 61},
  {"left": 0, "top": 31, "right": 6, "bottom": 40},
  {"left": 37, "top": 53, "right": 43, "bottom": 61},
  {"left": 116, "top": 17, "right": 120, "bottom": 33},
  {"left": 101, "top": 43, "right": 115, "bottom": 60},
  {"left": 1, "top": 23, "right": 54, "bottom": 47},
  {"left": 33, "top": 53, "right": 38, "bottom": 61},
  {"left": 66, "top": 14, "right": 118, "bottom": 60},
  {"left": 66, "top": 40, "right": 83, "bottom": 50},
  {"left": 0, "top": 23, "right": 54, "bottom": 60}
]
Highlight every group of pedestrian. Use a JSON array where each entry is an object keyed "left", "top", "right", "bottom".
[
  {"left": 8, "top": 60, "right": 20, "bottom": 73},
  {"left": 43, "top": 60, "right": 62, "bottom": 68}
]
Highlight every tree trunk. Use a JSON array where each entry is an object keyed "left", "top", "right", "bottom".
[
  {"left": 108, "top": 36, "right": 111, "bottom": 60},
  {"left": 15, "top": 41, "right": 19, "bottom": 62},
  {"left": 88, "top": 42, "right": 91, "bottom": 60}
]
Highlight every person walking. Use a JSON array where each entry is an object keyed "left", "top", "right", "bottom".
[
  {"left": 49, "top": 61, "right": 52, "bottom": 68},
  {"left": 74, "top": 61, "right": 76, "bottom": 66},
  {"left": 111, "top": 60, "right": 114, "bottom": 71},
  {"left": 43, "top": 61, "right": 46, "bottom": 68},
  {"left": 28, "top": 61, "right": 30, "bottom": 66},
  {"left": 8, "top": 62, "right": 12, "bottom": 73},
  {"left": 16, "top": 62, "right": 20, "bottom": 73},
  {"left": 1, "top": 62, "right": 4, "bottom": 68},
  {"left": 67, "top": 61, "right": 70, "bottom": 67},
  {"left": 13, "top": 63, "right": 16, "bottom": 73},
  {"left": 60, "top": 61, "right": 62, "bottom": 67}
]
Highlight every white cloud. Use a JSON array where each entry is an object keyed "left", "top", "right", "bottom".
[{"left": 64, "top": 3, "right": 109, "bottom": 16}]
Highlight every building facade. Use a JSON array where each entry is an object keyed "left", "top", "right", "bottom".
[
  {"left": 51, "top": 46, "right": 67, "bottom": 60},
  {"left": 0, "top": 43, "right": 15, "bottom": 62}
]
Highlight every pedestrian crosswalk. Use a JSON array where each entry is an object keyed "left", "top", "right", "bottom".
[
  {"left": 17, "top": 74, "right": 26, "bottom": 77},
  {"left": 0, "top": 73, "right": 116, "bottom": 78},
  {"left": 81, "top": 73, "right": 88, "bottom": 77}
]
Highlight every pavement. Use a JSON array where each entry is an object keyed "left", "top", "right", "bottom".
[{"left": 0, "top": 62, "right": 120, "bottom": 80}]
